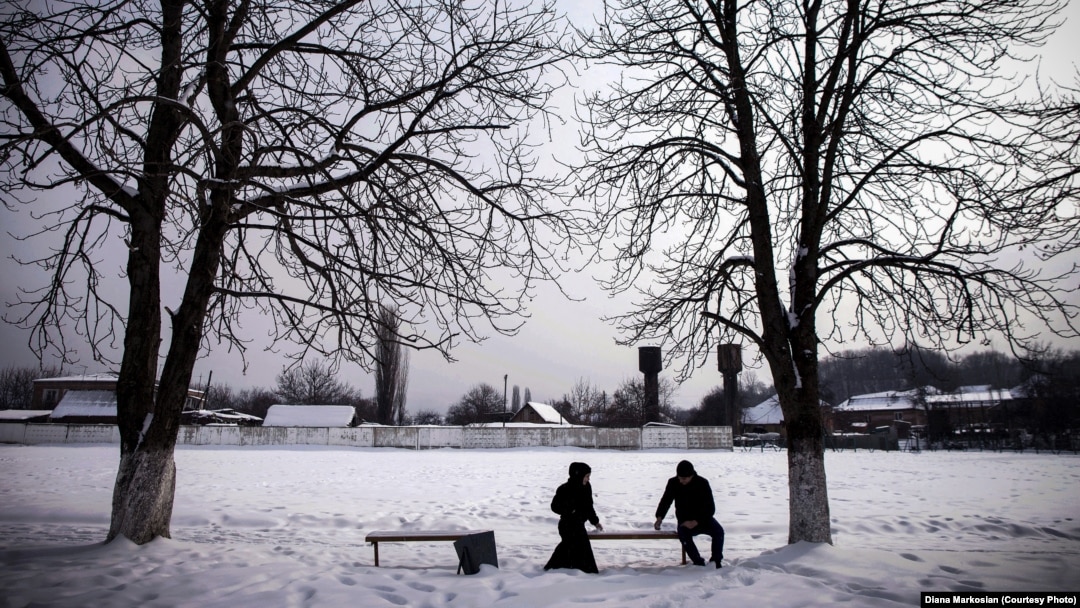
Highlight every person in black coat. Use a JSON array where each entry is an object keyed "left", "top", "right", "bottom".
[
  {"left": 654, "top": 460, "right": 725, "bottom": 568},
  {"left": 544, "top": 461, "right": 604, "bottom": 573}
]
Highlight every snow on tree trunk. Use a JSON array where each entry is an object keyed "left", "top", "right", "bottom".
[
  {"left": 107, "top": 448, "right": 177, "bottom": 544},
  {"left": 774, "top": 338, "right": 833, "bottom": 545},
  {"left": 786, "top": 436, "right": 831, "bottom": 544}
]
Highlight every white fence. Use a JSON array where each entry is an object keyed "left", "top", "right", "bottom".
[{"left": 0, "top": 424, "right": 732, "bottom": 450}]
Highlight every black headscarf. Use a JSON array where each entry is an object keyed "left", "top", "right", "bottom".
[{"left": 568, "top": 461, "right": 592, "bottom": 481}]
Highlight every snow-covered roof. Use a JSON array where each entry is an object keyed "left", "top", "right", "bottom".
[
  {"left": 0, "top": 410, "right": 53, "bottom": 421},
  {"left": 523, "top": 402, "right": 567, "bottom": 424},
  {"left": 34, "top": 373, "right": 119, "bottom": 384},
  {"left": 743, "top": 395, "right": 784, "bottom": 425},
  {"left": 262, "top": 404, "right": 356, "bottom": 427},
  {"left": 836, "top": 386, "right": 1017, "bottom": 412},
  {"left": 472, "top": 421, "right": 590, "bottom": 428},
  {"left": 49, "top": 390, "right": 117, "bottom": 419},
  {"left": 926, "top": 389, "right": 1016, "bottom": 407},
  {"left": 836, "top": 389, "right": 922, "bottom": 412},
  {"left": 186, "top": 409, "right": 263, "bottom": 423}
]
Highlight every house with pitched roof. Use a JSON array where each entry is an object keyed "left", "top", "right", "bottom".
[
  {"left": 741, "top": 395, "right": 785, "bottom": 435},
  {"left": 509, "top": 402, "right": 575, "bottom": 426},
  {"left": 34, "top": 373, "right": 206, "bottom": 424}
]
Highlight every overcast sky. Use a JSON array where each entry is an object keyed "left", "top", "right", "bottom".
[{"left": 2, "top": 0, "right": 1078, "bottom": 415}]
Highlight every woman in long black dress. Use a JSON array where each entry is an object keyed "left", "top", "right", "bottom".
[{"left": 544, "top": 461, "right": 603, "bottom": 573}]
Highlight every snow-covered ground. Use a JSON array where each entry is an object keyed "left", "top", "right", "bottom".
[{"left": 1, "top": 445, "right": 1077, "bottom": 607}]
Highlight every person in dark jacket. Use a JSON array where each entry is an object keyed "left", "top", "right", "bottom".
[
  {"left": 544, "top": 461, "right": 604, "bottom": 573},
  {"left": 653, "top": 460, "right": 725, "bottom": 568}
]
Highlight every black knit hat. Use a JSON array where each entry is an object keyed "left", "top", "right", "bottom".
[
  {"left": 569, "top": 462, "right": 592, "bottom": 479},
  {"left": 676, "top": 460, "right": 695, "bottom": 477}
]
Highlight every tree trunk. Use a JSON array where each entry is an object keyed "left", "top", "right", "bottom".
[
  {"left": 779, "top": 338, "right": 832, "bottom": 544},
  {"left": 106, "top": 0, "right": 185, "bottom": 544},
  {"left": 106, "top": 211, "right": 226, "bottom": 543},
  {"left": 785, "top": 433, "right": 831, "bottom": 544},
  {"left": 108, "top": 446, "right": 177, "bottom": 543},
  {"left": 109, "top": 210, "right": 166, "bottom": 542}
]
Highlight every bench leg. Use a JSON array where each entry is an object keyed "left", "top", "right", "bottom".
[
  {"left": 373, "top": 542, "right": 380, "bottom": 567},
  {"left": 681, "top": 546, "right": 686, "bottom": 565}
]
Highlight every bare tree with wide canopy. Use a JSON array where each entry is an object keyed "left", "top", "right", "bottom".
[
  {"left": 0, "top": 0, "right": 573, "bottom": 543},
  {"left": 576, "top": 0, "right": 1079, "bottom": 543},
  {"left": 274, "top": 359, "right": 356, "bottom": 406}
]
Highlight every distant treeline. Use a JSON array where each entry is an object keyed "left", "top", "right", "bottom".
[
  {"left": 4, "top": 346, "right": 1078, "bottom": 428},
  {"left": 817, "top": 346, "right": 1080, "bottom": 406},
  {"left": 676, "top": 346, "right": 1080, "bottom": 425}
]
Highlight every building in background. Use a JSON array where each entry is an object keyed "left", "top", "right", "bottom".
[
  {"left": 262, "top": 404, "right": 357, "bottom": 427},
  {"left": 31, "top": 373, "right": 205, "bottom": 424}
]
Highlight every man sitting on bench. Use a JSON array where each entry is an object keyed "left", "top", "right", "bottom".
[{"left": 653, "top": 460, "right": 725, "bottom": 569}]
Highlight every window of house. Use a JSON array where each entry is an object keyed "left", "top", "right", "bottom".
[{"left": 895, "top": 412, "right": 904, "bottom": 421}]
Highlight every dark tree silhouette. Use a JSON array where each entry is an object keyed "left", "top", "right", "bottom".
[
  {"left": 577, "top": 0, "right": 1078, "bottom": 543},
  {"left": 601, "top": 377, "right": 676, "bottom": 427},
  {"left": 374, "top": 304, "right": 409, "bottom": 425},
  {"left": 410, "top": 409, "right": 445, "bottom": 426},
  {"left": 446, "top": 383, "right": 505, "bottom": 425},
  {"left": 688, "top": 375, "right": 772, "bottom": 427},
  {"left": 274, "top": 359, "right": 357, "bottom": 405},
  {"left": 0, "top": 365, "right": 59, "bottom": 410},
  {"left": 561, "top": 378, "right": 609, "bottom": 426}
]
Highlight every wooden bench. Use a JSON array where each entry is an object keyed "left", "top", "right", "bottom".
[
  {"left": 365, "top": 529, "right": 687, "bottom": 567},
  {"left": 589, "top": 529, "right": 687, "bottom": 564},
  {"left": 365, "top": 530, "right": 493, "bottom": 567}
]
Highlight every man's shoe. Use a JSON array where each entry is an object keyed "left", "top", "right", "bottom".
[{"left": 691, "top": 559, "right": 706, "bottom": 566}]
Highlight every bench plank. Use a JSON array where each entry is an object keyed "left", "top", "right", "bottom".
[
  {"left": 589, "top": 530, "right": 678, "bottom": 540},
  {"left": 365, "top": 529, "right": 688, "bottom": 567},
  {"left": 365, "top": 530, "right": 493, "bottom": 567},
  {"left": 589, "top": 529, "right": 686, "bottom": 564}
]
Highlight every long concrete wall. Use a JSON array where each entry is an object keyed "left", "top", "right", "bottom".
[{"left": 0, "top": 424, "right": 733, "bottom": 450}]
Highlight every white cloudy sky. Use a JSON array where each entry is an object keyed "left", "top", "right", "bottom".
[{"left": 1, "top": 0, "right": 1078, "bottom": 415}]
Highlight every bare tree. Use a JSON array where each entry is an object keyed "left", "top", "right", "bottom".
[
  {"left": 275, "top": 359, "right": 356, "bottom": 405},
  {"left": 445, "top": 383, "right": 505, "bottom": 425},
  {"left": 347, "top": 392, "right": 378, "bottom": 424},
  {"left": 1022, "top": 348, "right": 1080, "bottom": 452},
  {"left": 953, "top": 351, "right": 1025, "bottom": 389},
  {"left": 578, "top": 0, "right": 1078, "bottom": 543},
  {"left": 818, "top": 347, "right": 951, "bottom": 405},
  {"left": 0, "top": 364, "right": 59, "bottom": 409},
  {"left": 374, "top": 304, "right": 409, "bottom": 425},
  {"left": 562, "top": 377, "right": 608, "bottom": 425},
  {"left": 687, "top": 375, "right": 772, "bottom": 427},
  {"left": 511, "top": 385, "right": 521, "bottom": 411},
  {"left": 197, "top": 382, "right": 234, "bottom": 411},
  {"left": 687, "top": 386, "right": 727, "bottom": 427},
  {"left": 231, "top": 387, "right": 278, "bottom": 421},
  {"left": 602, "top": 377, "right": 676, "bottom": 427},
  {"left": 410, "top": 409, "right": 445, "bottom": 426},
  {"left": 1, "top": 0, "right": 572, "bottom": 544}
]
